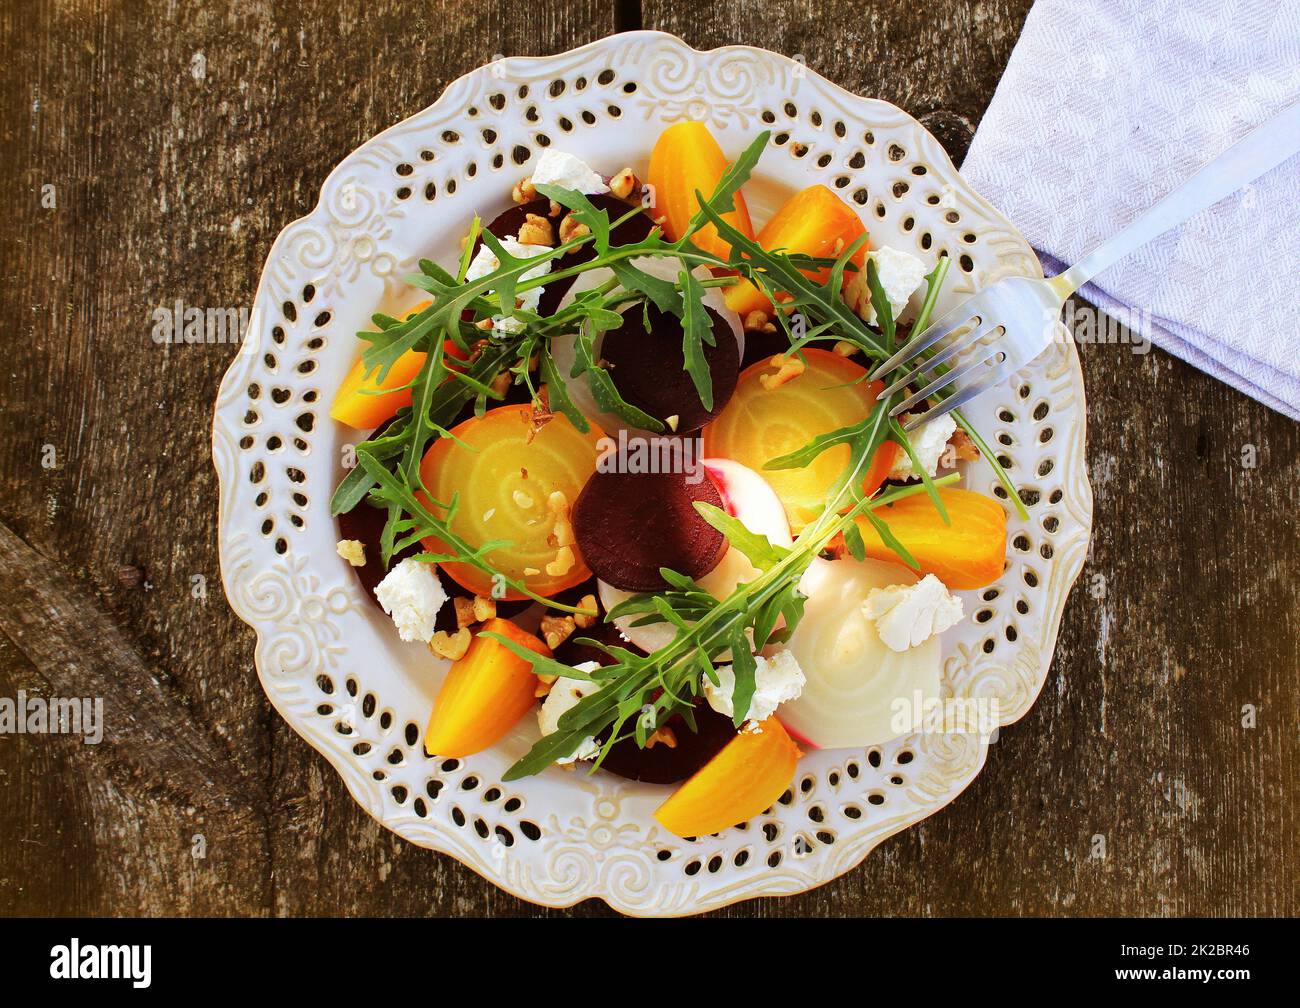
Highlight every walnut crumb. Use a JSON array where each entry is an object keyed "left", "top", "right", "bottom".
[
  {"left": 759, "top": 353, "right": 806, "bottom": 390},
  {"left": 453, "top": 596, "right": 477, "bottom": 629},
  {"left": 949, "top": 429, "right": 980, "bottom": 461},
  {"left": 335, "top": 539, "right": 366, "bottom": 567},
  {"left": 573, "top": 594, "right": 598, "bottom": 629},
  {"left": 472, "top": 595, "right": 496, "bottom": 622},
  {"left": 609, "top": 167, "right": 638, "bottom": 200},
  {"left": 540, "top": 614, "right": 576, "bottom": 650},
  {"left": 545, "top": 545, "right": 576, "bottom": 578},
  {"left": 489, "top": 370, "right": 512, "bottom": 397},
  {"left": 516, "top": 213, "right": 554, "bottom": 247},
  {"left": 559, "top": 213, "right": 590, "bottom": 243},
  {"left": 511, "top": 177, "right": 537, "bottom": 204},
  {"left": 429, "top": 628, "right": 472, "bottom": 661},
  {"left": 646, "top": 727, "right": 678, "bottom": 749},
  {"left": 832, "top": 340, "right": 860, "bottom": 357},
  {"left": 534, "top": 673, "right": 557, "bottom": 698}
]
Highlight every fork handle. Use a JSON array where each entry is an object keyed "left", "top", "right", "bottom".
[{"left": 1050, "top": 100, "right": 1300, "bottom": 299}]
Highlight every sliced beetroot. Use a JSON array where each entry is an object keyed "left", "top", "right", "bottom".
[
  {"left": 572, "top": 466, "right": 726, "bottom": 593},
  {"left": 599, "top": 302, "right": 738, "bottom": 434},
  {"left": 552, "top": 618, "right": 733, "bottom": 784},
  {"left": 596, "top": 702, "right": 736, "bottom": 785},
  {"left": 553, "top": 615, "right": 642, "bottom": 668},
  {"left": 477, "top": 195, "right": 656, "bottom": 316}
]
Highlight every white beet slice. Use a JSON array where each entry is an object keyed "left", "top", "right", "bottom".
[{"left": 779, "top": 557, "right": 941, "bottom": 749}]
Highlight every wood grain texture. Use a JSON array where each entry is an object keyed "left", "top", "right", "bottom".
[{"left": 0, "top": 0, "right": 1295, "bottom": 917}]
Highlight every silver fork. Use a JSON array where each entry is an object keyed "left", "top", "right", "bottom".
[{"left": 875, "top": 99, "right": 1300, "bottom": 431}]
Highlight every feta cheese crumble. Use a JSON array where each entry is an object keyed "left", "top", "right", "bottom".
[
  {"left": 464, "top": 235, "right": 554, "bottom": 330},
  {"left": 888, "top": 412, "right": 957, "bottom": 481},
  {"left": 530, "top": 150, "right": 609, "bottom": 195},
  {"left": 537, "top": 661, "right": 603, "bottom": 763},
  {"left": 863, "top": 574, "right": 964, "bottom": 652},
  {"left": 374, "top": 558, "right": 448, "bottom": 643},
  {"left": 845, "top": 245, "right": 928, "bottom": 325},
  {"left": 702, "top": 650, "right": 806, "bottom": 730}
]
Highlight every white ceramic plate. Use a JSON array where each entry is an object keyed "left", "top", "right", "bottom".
[{"left": 213, "top": 31, "right": 1092, "bottom": 916}]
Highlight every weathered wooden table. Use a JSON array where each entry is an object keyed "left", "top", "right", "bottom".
[{"left": 1, "top": 1, "right": 1295, "bottom": 917}]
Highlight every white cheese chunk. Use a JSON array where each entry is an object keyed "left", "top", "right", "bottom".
[
  {"left": 702, "top": 650, "right": 806, "bottom": 730},
  {"left": 863, "top": 574, "right": 964, "bottom": 652},
  {"left": 845, "top": 245, "right": 928, "bottom": 325},
  {"left": 530, "top": 150, "right": 609, "bottom": 195},
  {"left": 888, "top": 412, "right": 957, "bottom": 481},
  {"left": 537, "top": 661, "right": 603, "bottom": 763},
  {"left": 464, "top": 235, "right": 553, "bottom": 326},
  {"left": 374, "top": 558, "right": 448, "bottom": 643}
]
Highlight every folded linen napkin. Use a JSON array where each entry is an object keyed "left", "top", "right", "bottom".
[{"left": 961, "top": 0, "right": 1300, "bottom": 419}]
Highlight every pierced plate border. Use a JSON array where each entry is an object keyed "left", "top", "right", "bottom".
[{"left": 213, "top": 31, "right": 1093, "bottom": 916}]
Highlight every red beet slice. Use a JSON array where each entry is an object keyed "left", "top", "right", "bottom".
[
  {"left": 596, "top": 702, "right": 736, "bottom": 785},
  {"left": 599, "top": 302, "right": 738, "bottom": 434},
  {"left": 551, "top": 616, "right": 733, "bottom": 784},
  {"left": 477, "top": 195, "right": 656, "bottom": 316},
  {"left": 553, "top": 615, "right": 642, "bottom": 668},
  {"left": 572, "top": 466, "right": 726, "bottom": 593}
]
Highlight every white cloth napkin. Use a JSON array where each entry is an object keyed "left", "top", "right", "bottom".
[{"left": 961, "top": 0, "right": 1300, "bottom": 420}]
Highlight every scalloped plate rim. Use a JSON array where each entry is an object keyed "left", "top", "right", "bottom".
[{"left": 212, "top": 29, "right": 1093, "bottom": 916}]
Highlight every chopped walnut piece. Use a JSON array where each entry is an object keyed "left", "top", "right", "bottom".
[
  {"left": 559, "top": 214, "right": 590, "bottom": 243},
  {"left": 609, "top": 167, "right": 638, "bottom": 200},
  {"left": 646, "top": 727, "right": 678, "bottom": 749},
  {"left": 540, "top": 613, "right": 576, "bottom": 650},
  {"left": 490, "top": 370, "right": 512, "bottom": 397},
  {"left": 545, "top": 545, "right": 576, "bottom": 578},
  {"left": 759, "top": 353, "right": 807, "bottom": 390},
  {"left": 948, "top": 429, "right": 980, "bottom": 461},
  {"left": 475, "top": 317, "right": 495, "bottom": 331},
  {"left": 335, "top": 539, "right": 366, "bottom": 567},
  {"left": 429, "top": 628, "right": 472, "bottom": 661},
  {"left": 832, "top": 340, "right": 860, "bottom": 357},
  {"left": 548, "top": 199, "right": 562, "bottom": 217},
  {"left": 516, "top": 213, "right": 554, "bottom": 247},
  {"left": 472, "top": 595, "right": 496, "bottom": 622},
  {"left": 511, "top": 177, "right": 537, "bottom": 203},
  {"left": 547, "top": 491, "right": 574, "bottom": 546},
  {"left": 573, "top": 594, "right": 598, "bottom": 629},
  {"left": 534, "top": 674, "right": 557, "bottom": 698},
  {"left": 453, "top": 596, "right": 478, "bottom": 629}
]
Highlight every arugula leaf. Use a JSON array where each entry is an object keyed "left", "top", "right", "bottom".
[
  {"left": 678, "top": 265, "right": 716, "bottom": 411},
  {"left": 727, "top": 634, "right": 757, "bottom": 730},
  {"left": 694, "top": 502, "right": 787, "bottom": 570}
]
